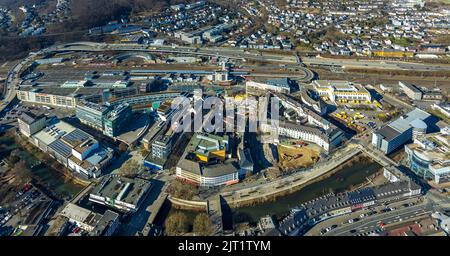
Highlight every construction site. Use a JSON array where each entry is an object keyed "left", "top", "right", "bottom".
[{"left": 277, "top": 144, "right": 320, "bottom": 171}]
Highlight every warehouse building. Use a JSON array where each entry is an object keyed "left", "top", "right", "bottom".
[
  {"left": 372, "top": 108, "right": 432, "bottom": 154},
  {"left": 246, "top": 78, "right": 292, "bottom": 94},
  {"left": 399, "top": 81, "right": 423, "bottom": 100}
]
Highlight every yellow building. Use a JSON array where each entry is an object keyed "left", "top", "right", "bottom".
[
  {"left": 372, "top": 49, "right": 414, "bottom": 58},
  {"left": 190, "top": 133, "right": 229, "bottom": 163},
  {"left": 313, "top": 80, "right": 372, "bottom": 103}
]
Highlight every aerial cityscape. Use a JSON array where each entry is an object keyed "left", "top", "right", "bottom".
[{"left": 0, "top": 0, "right": 449, "bottom": 239}]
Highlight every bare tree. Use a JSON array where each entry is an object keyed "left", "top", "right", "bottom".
[
  {"left": 165, "top": 212, "right": 189, "bottom": 236},
  {"left": 193, "top": 213, "right": 214, "bottom": 236}
]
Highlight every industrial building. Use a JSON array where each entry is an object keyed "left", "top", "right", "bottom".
[
  {"left": 405, "top": 131, "right": 450, "bottom": 184},
  {"left": 399, "top": 81, "right": 423, "bottom": 100},
  {"left": 89, "top": 175, "right": 152, "bottom": 212},
  {"left": 313, "top": 80, "right": 372, "bottom": 103},
  {"left": 246, "top": 78, "right": 292, "bottom": 94},
  {"left": 372, "top": 108, "right": 433, "bottom": 154}
]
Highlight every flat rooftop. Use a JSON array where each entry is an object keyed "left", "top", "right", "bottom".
[
  {"left": 77, "top": 99, "right": 109, "bottom": 113},
  {"left": 188, "top": 133, "right": 228, "bottom": 157},
  {"left": 389, "top": 108, "right": 431, "bottom": 133},
  {"left": 19, "top": 112, "right": 45, "bottom": 125},
  {"left": 406, "top": 132, "right": 450, "bottom": 171},
  {"left": 60, "top": 203, "right": 100, "bottom": 226},
  {"left": 91, "top": 175, "right": 152, "bottom": 207},
  {"left": 313, "top": 80, "right": 369, "bottom": 93},
  {"left": 400, "top": 81, "right": 422, "bottom": 93},
  {"left": 62, "top": 128, "right": 94, "bottom": 148},
  {"left": 33, "top": 119, "right": 76, "bottom": 146},
  {"left": 177, "top": 157, "right": 239, "bottom": 177},
  {"left": 377, "top": 125, "right": 401, "bottom": 141}
]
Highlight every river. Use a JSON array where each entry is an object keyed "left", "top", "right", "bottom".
[{"left": 164, "top": 156, "right": 382, "bottom": 229}]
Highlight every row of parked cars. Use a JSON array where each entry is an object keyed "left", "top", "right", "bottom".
[{"left": 0, "top": 207, "right": 12, "bottom": 226}]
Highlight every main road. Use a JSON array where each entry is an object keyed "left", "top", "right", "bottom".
[
  {"left": 0, "top": 54, "right": 34, "bottom": 115},
  {"left": 324, "top": 200, "right": 434, "bottom": 236},
  {"left": 57, "top": 42, "right": 450, "bottom": 72}
]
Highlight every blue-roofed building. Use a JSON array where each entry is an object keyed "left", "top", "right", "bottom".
[
  {"left": 116, "top": 25, "right": 143, "bottom": 35},
  {"left": 68, "top": 145, "right": 113, "bottom": 179},
  {"left": 372, "top": 108, "right": 434, "bottom": 154},
  {"left": 347, "top": 188, "right": 376, "bottom": 205}
]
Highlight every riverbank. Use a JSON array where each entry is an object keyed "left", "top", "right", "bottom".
[
  {"left": 231, "top": 157, "right": 383, "bottom": 224},
  {"left": 227, "top": 154, "right": 379, "bottom": 209},
  {"left": 167, "top": 151, "right": 383, "bottom": 225}
]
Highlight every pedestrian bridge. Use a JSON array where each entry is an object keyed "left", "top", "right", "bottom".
[{"left": 207, "top": 196, "right": 224, "bottom": 235}]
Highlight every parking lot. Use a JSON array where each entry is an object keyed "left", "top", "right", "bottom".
[{"left": 0, "top": 183, "right": 53, "bottom": 235}]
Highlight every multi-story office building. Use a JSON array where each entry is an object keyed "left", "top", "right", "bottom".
[
  {"left": 372, "top": 108, "right": 432, "bottom": 154},
  {"left": 76, "top": 100, "right": 109, "bottom": 131},
  {"left": 176, "top": 158, "right": 240, "bottom": 187},
  {"left": 151, "top": 135, "right": 172, "bottom": 160},
  {"left": 144, "top": 132, "right": 174, "bottom": 170},
  {"left": 103, "top": 103, "right": 132, "bottom": 137},
  {"left": 17, "top": 89, "right": 78, "bottom": 108},
  {"left": 399, "top": 81, "right": 423, "bottom": 100},
  {"left": 405, "top": 131, "right": 450, "bottom": 184},
  {"left": 18, "top": 112, "right": 46, "bottom": 137}
]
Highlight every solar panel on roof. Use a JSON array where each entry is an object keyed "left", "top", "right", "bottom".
[
  {"left": 48, "top": 139, "right": 72, "bottom": 157},
  {"left": 63, "top": 129, "right": 92, "bottom": 144}
]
